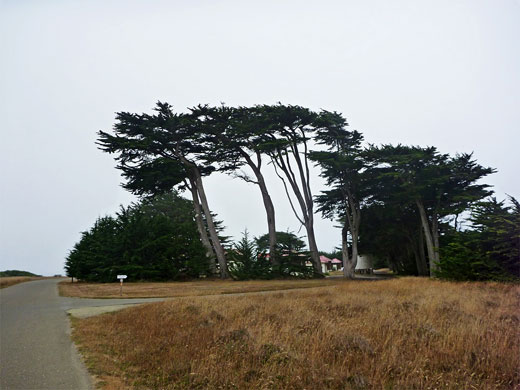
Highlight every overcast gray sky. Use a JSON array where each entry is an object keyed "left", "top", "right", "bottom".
[{"left": 1, "top": 0, "right": 519, "bottom": 276}]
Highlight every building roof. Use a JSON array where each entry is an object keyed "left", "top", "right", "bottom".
[
  {"left": 320, "top": 255, "right": 331, "bottom": 263},
  {"left": 331, "top": 258, "right": 342, "bottom": 264}
]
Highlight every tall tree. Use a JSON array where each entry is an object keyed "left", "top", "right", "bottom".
[
  {"left": 190, "top": 105, "right": 280, "bottom": 268},
  {"left": 366, "top": 145, "right": 494, "bottom": 275},
  {"left": 469, "top": 196, "right": 520, "bottom": 277},
  {"left": 97, "top": 102, "right": 230, "bottom": 278},
  {"left": 310, "top": 114, "right": 366, "bottom": 278},
  {"left": 253, "top": 104, "right": 331, "bottom": 275}
]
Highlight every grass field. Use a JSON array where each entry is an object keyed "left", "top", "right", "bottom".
[
  {"left": 0, "top": 276, "right": 44, "bottom": 289},
  {"left": 59, "top": 278, "right": 344, "bottom": 298},
  {"left": 71, "top": 278, "right": 519, "bottom": 390}
]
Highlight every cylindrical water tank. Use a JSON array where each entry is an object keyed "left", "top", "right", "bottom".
[{"left": 355, "top": 255, "right": 373, "bottom": 269}]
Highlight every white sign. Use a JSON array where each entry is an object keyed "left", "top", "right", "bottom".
[{"left": 117, "top": 275, "right": 127, "bottom": 279}]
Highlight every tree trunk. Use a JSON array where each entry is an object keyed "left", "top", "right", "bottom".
[
  {"left": 188, "top": 179, "right": 217, "bottom": 275},
  {"left": 244, "top": 153, "right": 278, "bottom": 267},
  {"left": 257, "top": 179, "right": 277, "bottom": 268},
  {"left": 416, "top": 226, "right": 429, "bottom": 276},
  {"left": 342, "top": 203, "right": 360, "bottom": 279},
  {"left": 193, "top": 170, "right": 230, "bottom": 279},
  {"left": 305, "top": 216, "right": 322, "bottom": 275},
  {"left": 350, "top": 228, "right": 359, "bottom": 275},
  {"left": 416, "top": 199, "right": 437, "bottom": 276},
  {"left": 342, "top": 225, "right": 355, "bottom": 278},
  {"left": 431, "top": 212, "right": 440, "bottom": 264},
  {"left": 270, "top": 149, "right": 322, "bottom": 276}
]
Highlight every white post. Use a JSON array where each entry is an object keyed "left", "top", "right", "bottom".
[{"left": 117, "top": 275, "right": 127, "bottom": 296}]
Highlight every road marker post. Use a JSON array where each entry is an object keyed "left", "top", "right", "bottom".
[{"left": 117, "top": 275, "right": 127, "bottom": 296}]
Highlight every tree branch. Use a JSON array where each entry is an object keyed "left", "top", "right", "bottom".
[{"left": 272, "top": 158, "right": 306, "bottom": 226}]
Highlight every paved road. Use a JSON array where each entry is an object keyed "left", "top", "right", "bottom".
[{"left": 0, "top": 278, "right": 164, "bottom": 390}]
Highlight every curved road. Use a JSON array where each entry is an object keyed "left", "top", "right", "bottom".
[{"left": 0, "top": 278, "right": 163, "bottom": 390}]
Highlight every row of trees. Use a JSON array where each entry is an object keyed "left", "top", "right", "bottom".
[
  {"left": 97, "top": 103, "right": 338, "bottom": 277},
  {"left": 313, "top": 141, "right": 496, "bottom": 276},
  {"left": 64, "top": 191, "right": 313, "bottom": 281},
  {"left": 92, "top": 102, "right": 516, "bottom": 281}
]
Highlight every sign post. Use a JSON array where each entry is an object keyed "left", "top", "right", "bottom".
[{"left": 117, "top": 275, "right": 127, "bottom": 296}]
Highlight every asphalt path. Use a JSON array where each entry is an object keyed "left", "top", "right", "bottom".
[{"left": 0, "top": 278, "right": 164, "bottom": 390}]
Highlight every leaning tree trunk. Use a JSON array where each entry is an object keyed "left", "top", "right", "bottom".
[
  {"left": 243, "top": 152, "right": 278, "bottom": 268},
  {"left": 431, "top": 211, "right": 440, "bottom": 264},
  {"left": 295, "top": 145, "right": 321, "bottom": 275},
  {"left": 188, "top": 179, "right": 217, "bottom": 275},
  {"left": 305, "top": 215, "right": 322, "bottom": 275},
  {"left": 414, "top": 226, "right": 429, "bottom": 276},
  {"left": 416, "top": 199, "right": 437, "bottom": 276},
  {"left": 271, "top": 149, "right": 322, "bottom": 276},
  {"left": 257, "top": 179, "right": 277, "bottom": 267},
  {"left": 192, "top": 170, "right": 230, "bottom": 279},
  {"left": 418, "top": 225, "right": 429, "bottom": 276}
]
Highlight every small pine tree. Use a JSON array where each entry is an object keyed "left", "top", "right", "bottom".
[{"left": 228, "top": 230, "right": 272, "bottom": 280}]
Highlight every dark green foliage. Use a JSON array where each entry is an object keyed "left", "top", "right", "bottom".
[
  {"left": 361, "top": 145, "right": 495, "bottom": 276},
  {"left": 228, "top": 230, "right": 314, "bottom": 279},
  {"left": 256, "top": 231, "right": 314, "bottom": 278},
  {"left": 255, "top": 231, "right": 306, "bottom": 254},
  {"left": 364, "top": 145, "right": 495, "bottom": 222},
  {"left": 436, "top": 231, "right": 504, "bottom": 281},
  {"left": 471, "top": 197, "right": 520, "bottom": 277},
  {"left": 358, "top": 203, "right": 421, "bottom": 275},
  {"left": 228, "top": 231, "right": 272, "bottom": 280},
  {"left": 276, "top": 251, "right": 315, "bottom": 278},
  {"left": 436, "top": 197, "right": 520, "bottom": 281},
  {"left": 97, "top": 101, "right": 231, "bottom": 279},
  {"left": 94, "top": 100, "right": 512, "bottom": 282},
  {"left": 65, "top": 193, "right": 209, "bottom": 282},
  {"left": 96, "top": 102, "right": 216, "bottom": 197},
  {"left": 310, "top": 120, "right": 367, "bottom": 277},
  {"left": 0, "top": 270, "right": 40, "bottom": 277}
]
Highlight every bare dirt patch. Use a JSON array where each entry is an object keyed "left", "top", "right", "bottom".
[{"left": 72, "top": 277, "right": 520, "bottom": 389}]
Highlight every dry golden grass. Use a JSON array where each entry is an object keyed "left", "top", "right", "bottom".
[
  {"left": 72, "top": 278, "right": 520, "bottom": 390},
  {"left": 59, "top": 278, "right": 342, "bottom": 298},
  {"left": 0, "top": 276, "right": 44, "bottom": 289}
]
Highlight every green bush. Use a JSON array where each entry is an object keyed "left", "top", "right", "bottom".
[
  {"left": 65, "top": 193, "right": 209, "bottom": 282},
  {"left": 436, "top": 197, "right": 520, "bottom": 281},
  {"left": 229, "top": 231, "right": 315, "bottom": 280}
]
